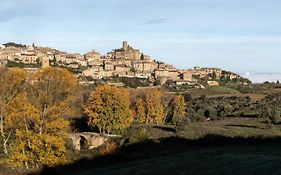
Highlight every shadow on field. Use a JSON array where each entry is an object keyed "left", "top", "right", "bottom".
[
  {"left": 31, "top": 135, "right": 281, "bottom": 175},
  {"left": 225, "top": 124, "right": 261, "bottom": 129}
]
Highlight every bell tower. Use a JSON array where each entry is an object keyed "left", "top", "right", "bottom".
[{"left": 123, "top": 41, "right": 128, "bottom": 51}]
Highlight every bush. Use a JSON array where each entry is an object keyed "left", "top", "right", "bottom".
[
  {"left": 173, "top": 117, "right": 191, "bottom": 131},
  {"left": 99, "top": 141, "right": 118, "bottom": 156},
  {"left": 189, "top": 109, "right": 206, "bottom": 122},
  {"left": 257, "top": 93, "right": 281, "bottom": 124},
  {"left": 124, "top": 127, "right": 149, "bottom": 144}
]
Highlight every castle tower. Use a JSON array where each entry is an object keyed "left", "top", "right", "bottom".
[
  {"left": 41, "top": 57, "right": 49, "bottom": 68},
  {"left": 123, "top": 41, "right": 128, "bottom": 51}
]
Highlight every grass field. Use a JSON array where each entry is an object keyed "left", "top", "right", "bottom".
[
  {"left": 207, "top": 93, "right": 266, "bottom": 103},
  {"left": 185, "top": 86, "right": 241, "bottom": 97},
  {"left": 177, "top": 117, "right": 281, "bottom": 139},
  {"left": 37, "top": 117, "right": 281, "bottom": 175},
  {"left": 79, "top": 145, "right": 281, "bottom": 175}
]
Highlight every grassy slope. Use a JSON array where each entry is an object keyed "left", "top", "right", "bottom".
[
  {"left": 177, "top": 118, "right": 281, "bottom": 139},
  {"left": 41, "top": 118, "right": 281, "bottom": 175},
  {"left": 188, "top": 86, "right": 241, "bottom": 96},
  {"left": 81, "top": 145, "right": 281, "bottom": 175}
]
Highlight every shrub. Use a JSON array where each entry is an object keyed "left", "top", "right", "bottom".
[
  {"left": 99, "top": 141, "right": 118, "bottom": 156},
  {"left": 124, "top": 127, "right": 149, "bottom": 144}
]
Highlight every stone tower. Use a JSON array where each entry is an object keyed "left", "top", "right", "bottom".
[
  {"left": 41, "top": 57, "right": 49, "bottom": 68},
  {"left": 123, "top": 41, "right": 128, "bottom": 51}
]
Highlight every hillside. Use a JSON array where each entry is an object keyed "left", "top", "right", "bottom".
[{"left": 37, "top": 117, "right": 281, "bottom": 175}]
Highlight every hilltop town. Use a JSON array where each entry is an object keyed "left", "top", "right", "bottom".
[
  {"left": 1, "top": 42, "right": 281, "bottom": 175},
  {"left": 0, "top": 41, "right": 249, "bottom": 88}
]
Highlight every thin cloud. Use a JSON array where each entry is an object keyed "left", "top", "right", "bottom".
[
  {"left": 141, "top": 17, "right": 169, "bottom": 25},
  {"left": 0, "top": 12, "right": 15, "bottom": 23}
]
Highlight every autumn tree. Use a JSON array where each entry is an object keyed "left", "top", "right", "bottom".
[
  {"left": 13, "top": 67, "right": 79, "bottom": 168},
  {"left": 135, "top": 97, "right": 146, "bottom": 123},
  {"left": 133, "top": 89, "right": 164, "bottom": 124},
  {"left": 6, "top": 93, "right": 41, "bottom": 169},
  {"left": 0, "top": 68, "right": 26, "bottom": 155},
  {"left": 84, "top": 85, "right": 133, "bottom": 134},
  {"left": 172, "top": 95, "right": 186, "bottom": 118},
  {"left": 0, "top": 67, "right": 79, "bottom": 169},
  {"left": 170, "top": 95, "right": 187, "bottom": 127},
  {"left": 145, "top": 89, "right": 164, "bottom": 124}
]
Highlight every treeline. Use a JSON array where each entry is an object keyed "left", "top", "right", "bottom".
[
  {"left": 83, "top": 86, "right": 183, "bottom": 134},
  {"left": 1, "top": 67, "right": 279, "bottom": 171},
  {"left": 0, "top": 67, "right": 185, "bottom": 170}
]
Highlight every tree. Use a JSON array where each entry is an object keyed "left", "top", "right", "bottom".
[
  {"left": 5, "top": 93, "right": 46, "bottom": 169},
  {"left": 135, "top": 98, "right": 146, "bottom": 123},
  {"left": 0, "top": 68, "right": 26, "bottom": 155},
  {"left": 132, "top": 89, "right": 165, "bottom": 124},
  {"left": 171, "top": 95, "right": 187, "bottom": 127},
  {"left": 171, "top": 95, "right": 186, "bottom": 118},
  {"left": 6, "top": 92, "right": 71, "bottom": 169},
  {"left": 140, "top": 53, "right": 144, "bottom": 60},
  {"left": 154, "top": 79, "right": 161, "bottom": 86},
  {"left": 27, "top": 67, "right": 80, "bottom": 122},
  {"left": 0, "top": 67, "right": 78, "bottom": 169},
  {"left": 144, "top": 89, "right": 164, "bottom": 124},
  {"left": 84, "top": 85, "right": 133, "bottom": 134},
  {"left": 19, "top": 67, "right": 79, "bottom": 168}
]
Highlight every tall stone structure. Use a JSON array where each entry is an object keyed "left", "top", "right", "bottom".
[
  {"left": 106, "top": 41, "right": 142, "bottom": 60},
  {"left": 41, "top": 57, "right": 49, "bottom": 68},
  {"left": 123, "top": 41, "right": 128, "bottom": 51}
]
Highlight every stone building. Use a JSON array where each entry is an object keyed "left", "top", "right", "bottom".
[
  {"left": 179, "top": 71, "right": 193, "bottom": 81},
  {"left": 99, "top": 70, "right": 114, "bottom": 78},
  {"left": 104, "top": 62, "right": 115, "bottom": 70},
  {"left": 88, "top": 59, "right": 103, "bottom": 67},
  {"left": 155, "top": 69, "right": 179, "bottom": 80},
  {"left": 133, "top": 60, "right": 157, "bottom": 73},
  {"left": 106, "top": 41, "right": 141, "bottom": 60},
  {"left": 85, "top": 50, "right": 101, "bottom": 61},
  {"left": 191, "top": 66, "right": 222, "bottom": 79},
  {"left": 20, "top": 53, "right": 38, "bottom": 64},
  {"left": 41, "top": 57, "right": 49, "bottom": 68},
  {"left": 114, "top": 65, "right": 131, "bottom": 75},
  {"left": 207, "top": 80, "right": 219, "bottom": 86}
]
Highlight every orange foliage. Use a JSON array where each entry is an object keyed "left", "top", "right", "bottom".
[{"left": 84, "top": 85, "right": 133, "bottom": 134}]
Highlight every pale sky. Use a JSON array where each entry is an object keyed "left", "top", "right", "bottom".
[{"left": 1, "top": 0, "right": 281, "bottom": 80}]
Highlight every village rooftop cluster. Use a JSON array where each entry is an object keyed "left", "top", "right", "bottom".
[{"left": 0, "top": 41, "right": 242, "bottom": 87}]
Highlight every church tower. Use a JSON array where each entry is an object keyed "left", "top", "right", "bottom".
[{"left": 123, "top": 41, "right": 128, "bottom": 51}]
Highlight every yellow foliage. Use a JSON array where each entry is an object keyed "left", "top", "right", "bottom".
[
  {"left": 84, "top": 85, "right": 133, "bottom": 134},
  {"left": 0, "top": 67, "right": 77, "bottom": 169},
  {"left": 133, "top": 89, "right": 164, "bottom": 124},
  {"left": 145, "top": 89, "right": 164, "bottom": 124},
  {"left": 172, "top": 95, "right": 186, "bottom": 117},
  {"left": 135, "top": 98, "right": 146, "bottom": 123},
  {"left": 0, "top": 68, "right": 27, "bottom": 155}
]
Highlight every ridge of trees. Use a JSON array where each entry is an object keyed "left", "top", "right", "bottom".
[{"left": 1, "top": 66, "right": 280, "bottom": 172}]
